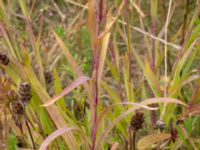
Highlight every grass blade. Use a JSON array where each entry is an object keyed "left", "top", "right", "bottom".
[
  {"left": 137, "top": 133, "right": 171, "bottom": 150},
  {"left": 42, "top": 76, "right": 90, "bottom": 107}
]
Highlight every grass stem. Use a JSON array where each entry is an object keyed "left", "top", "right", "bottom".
[{"left": 24, "top": 113, "right": 36, "bottom": 150}]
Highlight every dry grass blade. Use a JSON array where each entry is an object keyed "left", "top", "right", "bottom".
[
  {"left": 112, "top": 102, "right": 159, "bottom": 110},
  {"left": 132, "top": 1, "right": 145, "bottom": 17},
  {"left": 96, "top": 1, "right": 125, "bottom": 42},
  {"left": 87, "top": 0, "right": 97, "bottom": 47},
  {"left": 39, "top": 127, "right": 90, "bottom": 150},
  {"left": 140, "top": 97, "right": 188, "bottom": 107},
  {"left": 137, "top": 133, "right": 171, "bottom": 150},
  {"left": 118, "top": 20, "right": 182, "bottom": 50},
  {"left": 26, "top": 20, "right": 46, "bottom": 87},
  {"left": 97, "top": 26, "right": 111, "bottom": 89},
  {"left": 63, "top": 0, "right": 181, "bottom": 50},
  {"left": 42, "top": 76, "right": 90, "bottom": 107}
]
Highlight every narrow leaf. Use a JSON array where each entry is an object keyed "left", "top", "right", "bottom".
[
  {"left": 39, "top": 127, "right": 89, "bottom": 150},
  {"left": 137, "top": 133, "right": 171, "bottom": 150},
  {"left": 42, "top": 76, "right": 90, "bottom": 107}
]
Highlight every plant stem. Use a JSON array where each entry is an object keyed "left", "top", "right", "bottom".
[
  {"left": 24, "top": 113, "right": 36, "bottom": 150},
  {"left": 91, "top": 0, "right": 104, "bottom": 149},
  {"left": 129, "top": 128, "right": 132, "bottom": 150},
  {"left": 132, "top": 131, "right": 136, "bottom": 150},
  {"left": 3, "top": 105, "right": 9, "bottom": 150},
  {"left": 150, "top": 0, "right": 157, "bottom": 127},
  {"left": 0, "top": 121, "right": 2, "bottom": 150},
  {"left": 181, "top": 0, "right": 189, "bottom": 45},
  {"left": 91, "top": 94, "right": 98, "bottom": 150}
]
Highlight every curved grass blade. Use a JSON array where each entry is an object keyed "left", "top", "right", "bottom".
[
  {"left": 42, "top": 76, "right": 90, "bottom": 107},
  {"left": 137, "top": 133, "right": 171, "bottom": 150},
  {"left": 39, "top": 127, "right": 90, "bottom": 150}
]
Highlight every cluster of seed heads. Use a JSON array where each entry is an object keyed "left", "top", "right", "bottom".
[
  {"left": 44, "top": 70, "right": 53, "bottom": 84},
  {"left": 11, "top": 82, "right": 32, "bottom": 116},
  {"left": 18, "top": 82, "right": 32, "bottom": 105},
  {"left": 11, "top": 101, "right": 24, "bottom": 115},
  {"left": 10, "top": 95, "right": 24, "bottom": 129},
  {"left": 10, "top": 82, "right": 31, "bottom": 130},
  {"left": 0, "top": 51, "right": 9, "bottom": 65},
  {"left": 130, "top": 111, "right": 145, "bottom": 131}
]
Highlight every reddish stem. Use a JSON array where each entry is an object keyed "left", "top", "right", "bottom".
[{"left": 91, "top": 0, "right": 104, "bottom": 149}]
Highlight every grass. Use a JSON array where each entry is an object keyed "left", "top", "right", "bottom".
[{"left": 0, "top": 0, "right": 200, "bottom": 149}]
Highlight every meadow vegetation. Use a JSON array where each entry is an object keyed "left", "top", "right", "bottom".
[{"left": 0, "top": 0, "right": 200, "bottom": 149}]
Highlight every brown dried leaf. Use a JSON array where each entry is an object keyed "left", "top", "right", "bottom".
[
  {"left": 137, "top": 133, "right": 171, "bottom": 150},
  {"left": 39, "top": 127, "right": 90, "bottom": 150}
]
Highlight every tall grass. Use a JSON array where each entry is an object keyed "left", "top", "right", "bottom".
[{"left": 0, "top": 0, "right": 200, "bottom": 149}]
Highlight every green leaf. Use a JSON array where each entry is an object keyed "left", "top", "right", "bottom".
[
  {"left": 9, "top": 133, "right": 18, "bottom": 150},
  {"left": 18, "top": 0, "right": 28, "bottom": 17},
  {"left": 53, "top": 69, "right": 67, "bottom": 111}
]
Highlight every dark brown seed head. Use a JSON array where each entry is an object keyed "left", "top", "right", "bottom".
[
  {"left": 44, "top": 70, "right": 53, "bottom": 84},
  {"left": 130, "top": 111, "right": 145, "bottom": 131},
  {"left": 11, "top": 101, "right": 24, "bottom": 115},
  {"left": 170, "top": 128, "right": 178, "bottom": 142},
  {"left": 0, "top": 51, "right": 9, "bottom": 65},
  {"left": 19, "top": 82, "right": 31, "bottom": 91},
  {"left": 18, "top": 82, "right": 31, "bottom": 104}
]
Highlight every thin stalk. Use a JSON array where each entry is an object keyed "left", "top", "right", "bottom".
[
  {"left": 132, "top": 131, "right": 136, "bottom": 150},
  {"left": 0, "top": 121, "right": 2, "bottom": 150},
  {"left": 124, "top": 0, "right": 134, "bottom": 102},
  {"left": 129, "top": 128, "right": 137, "bottom": 150},
  {"left": 24, "top": 112, "right": 36, "bottom": 150},
  {"left": 3, "top": 105, "right": 9, "bottom": 150},
  {"left": 124, "top": 0, "right": 131, "bottom": 75},
  {"left": 129, "top": 128, "right": 132, "bottom": 150},
  {"left": 91, "top": 93, "right": 98, "bottom": 150},
  {"left": 91, "top": 0, "right": 104, "bottom": 149},
  {"left": 151, "top": 17, "right": 156, "bottom": 70},
  {"left": 161, "top": 0, "right": 173, "bottom": 120},
  {"left": 1, "top": 81, "right": 9, "bottom": 150},
  {"left": 181, "top": 0, "right": 189, "bottom": 45},
  {"left": 150, "top": 0, "right": 157, "bottom": 127}
]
